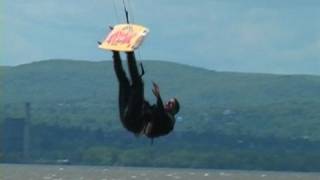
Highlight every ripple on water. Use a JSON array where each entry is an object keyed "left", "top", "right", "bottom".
[
  {"left": 43, "top": 174, "right": 58, "bottom": 180},
  {"left": 219, "top": 172, "right": 231, "bottom": 176}
]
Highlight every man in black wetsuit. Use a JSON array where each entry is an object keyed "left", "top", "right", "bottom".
[{"left": 112, "top": 50, "right": 180, "bottom": 138}]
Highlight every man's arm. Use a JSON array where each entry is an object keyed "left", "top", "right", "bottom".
[{"left": 152, "top": 82, "right": 165, "bottom": 112}]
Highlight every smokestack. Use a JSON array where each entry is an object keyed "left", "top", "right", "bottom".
[{"left": 24, "top": 102, "right": 30, "bottom": 162}]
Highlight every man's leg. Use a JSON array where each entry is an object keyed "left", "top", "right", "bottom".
[
  {"left": 112, "top": 51, "right": 130, "bottom": 122},
  {"left": 127, "top": 52, "right": 142, "bottom": 83},
  {"left": 124, "top": 52, "right": 145, "bottom": 133}
]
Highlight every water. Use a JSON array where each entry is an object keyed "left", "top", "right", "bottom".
[{"left": 1, "top": 164, "right": 319, "bottom": 180}]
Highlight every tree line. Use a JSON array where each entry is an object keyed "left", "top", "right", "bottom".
[{"left": 1, "top": 123, "right": 319, "bottom": 172}]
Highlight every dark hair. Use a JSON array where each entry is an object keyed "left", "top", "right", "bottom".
[{"left": 173, "top": 98, "right": 180, "bottom": 115}]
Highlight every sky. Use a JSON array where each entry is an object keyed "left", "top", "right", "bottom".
[{"left": 2, "top": 0, "right": 320, "bottom": 75}]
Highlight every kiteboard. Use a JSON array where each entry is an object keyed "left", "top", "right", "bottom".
[{"left": 98, "top": 24, "right": 149, "bottom": 52}]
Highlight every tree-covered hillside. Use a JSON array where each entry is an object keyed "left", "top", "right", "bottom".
[{"left": 1, "top": 59, "right": 320, "bottom": 140}]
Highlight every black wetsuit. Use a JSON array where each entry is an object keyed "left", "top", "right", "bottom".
[{"left": 113, "top": 51, "right": 175, "bottom": 138}]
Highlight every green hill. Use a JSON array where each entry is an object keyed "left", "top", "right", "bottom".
[{"left": 1, "top": 59, "right": 320, "bottom": 140}]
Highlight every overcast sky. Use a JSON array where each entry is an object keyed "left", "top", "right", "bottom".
[{"left": 2, "top": 0, "right": 320, "bottom": 75}]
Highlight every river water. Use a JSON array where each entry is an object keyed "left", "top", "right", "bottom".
[{"left": 1, "top": 164, "right": 319, "bottom": 180}]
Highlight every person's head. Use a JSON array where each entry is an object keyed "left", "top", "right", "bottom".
[{"left": 165, "top": 98, "right": 180, "bottom": 115}]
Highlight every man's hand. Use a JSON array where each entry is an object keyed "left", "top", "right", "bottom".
[{"left": 152, "top": 81, "right": 160, "bottom": 98}]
